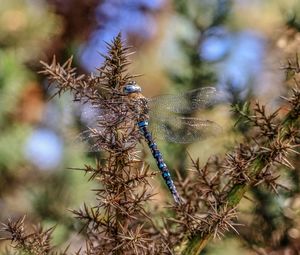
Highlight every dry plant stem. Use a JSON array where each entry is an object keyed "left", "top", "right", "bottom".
[
  {"left": 38, "top": 34, "right": 162, "bottom": 254},
  {"left": 5, "top": 33, "right": 300, "bottom": 254},
  {"left": 182, "top": 91, "right": 300, "bottom": 255}
]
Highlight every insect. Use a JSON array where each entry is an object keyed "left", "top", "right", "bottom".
[{"left": 79, "top": 81, "right": 221, "bottom": 204}]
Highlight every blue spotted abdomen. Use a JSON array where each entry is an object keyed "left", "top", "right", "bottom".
[{"left": 138, "top": 120, "right": 181, "bottom": 204}]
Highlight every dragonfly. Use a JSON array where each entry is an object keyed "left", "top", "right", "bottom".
[{"left": 79, "top": 81, "right": 221, "bottom": 204}]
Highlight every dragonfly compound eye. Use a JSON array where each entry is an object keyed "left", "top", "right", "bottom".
[{"left": 123, "top": 83, "right": 142, "bottom": 94}]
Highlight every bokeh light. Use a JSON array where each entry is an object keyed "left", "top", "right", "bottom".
[{"left": 24, "top": 128, "right": 63, "bottom": 170}]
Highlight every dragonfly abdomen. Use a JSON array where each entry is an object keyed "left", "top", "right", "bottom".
[{"left": 138, "top": 120, "right": 181, "bottom": 204}]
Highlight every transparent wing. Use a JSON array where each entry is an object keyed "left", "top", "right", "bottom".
[
  {"left": 80, "top": 103, "right": 123, "bottom": 127},
  {"left": 76, "top": 103, "right": 131, "bottom": 152},
  {"left": 150, "top": 117, "right": 221, "bottom": 144},
  {"left": 76, "top": 102, "right": 139, "bottom": 152},
  {"left": 75, "top": 128, "right": 110, "bottom": 152},
  {"left": 77, "top": 125, "right": 139, "bottom": 152},
  {"left": 74, "top": 88, "right": 221, "bottom": 149},
  {"left": 148, "top": 87, "right": 217, "bottom": 115}
]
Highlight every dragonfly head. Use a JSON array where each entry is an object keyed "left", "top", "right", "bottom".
[{"left": 123, "top": 81, "right": 142, "bottom": 94}]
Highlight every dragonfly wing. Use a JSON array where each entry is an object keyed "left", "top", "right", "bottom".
[
  {"left": 75, "top": 128, "right": 109, "bottom": 152},
  {"left": 80, "top": 103, "right": 100, "bottom": 127},
  {"left": 148, "top": 87, "right": 217, "bottom": 115},
  {"left": 80, "top": 103, "right": 124, "bottom": 127},
  {"left": 77, "top": 103, "right": 128, "bottom": 152},
  {"left": 150, "top": 117, "right": 221, "bottom": 144}
]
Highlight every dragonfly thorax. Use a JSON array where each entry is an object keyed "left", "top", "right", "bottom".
[
  {"left": 123, "top": 81, "right": 149, "bottom": 122},
  {"left": 128, "top": 96, "right": 149, "bottom": 123}
]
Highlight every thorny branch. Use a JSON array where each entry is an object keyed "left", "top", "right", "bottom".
[
  {"left": 181, "top": 67, "right": 300, "bottom": 254},
  {"left": 2, "top": 34, "right": 300, "bottom": 255}
]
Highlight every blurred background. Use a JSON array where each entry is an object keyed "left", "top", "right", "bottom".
[{"left": 1, "top": 0, "right": 300, "bottom": 254}]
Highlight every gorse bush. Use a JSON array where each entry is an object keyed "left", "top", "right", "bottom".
[{"left": 1, "top": 34, "right": 300, "bottom": 255}]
